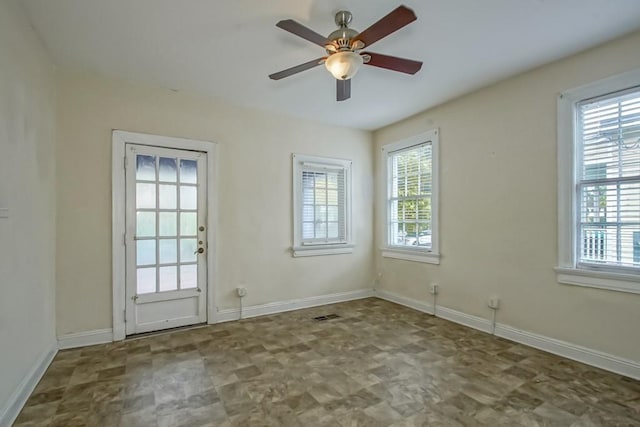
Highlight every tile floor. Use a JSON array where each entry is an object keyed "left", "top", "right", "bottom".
[{"left": 13, "top": 298, "right": 640, "bottom": 426}]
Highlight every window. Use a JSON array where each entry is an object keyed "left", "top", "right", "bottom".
[
  {"left": 557, "top": 69, "right": 640, "bottom": 294},
  {"left": 292, "top": 154, "right": 352, "bottom": 257},
  {"left": 578, "top": 90, "right": 640, "bottom": 269},
  {"left": 382, "top": 129, "right": 439, "bottom": 264}
]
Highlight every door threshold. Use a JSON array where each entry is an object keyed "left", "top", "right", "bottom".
[{"left": 126, "top": 323, "right": 207, "bottom": 340}]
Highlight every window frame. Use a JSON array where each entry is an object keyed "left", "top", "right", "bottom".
[
  {"left": 292, "top": 153, "right": 353, "bottom": 257},
  {"left": 381, "top": 129, "right": 440, "bottom": 264},
  {"left": 556, "top": 68, "right": 640, "bottom": 294}
]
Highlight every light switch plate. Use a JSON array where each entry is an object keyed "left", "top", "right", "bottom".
[{"left": 0, "top": 208, "right": 8, "bottom": 218}]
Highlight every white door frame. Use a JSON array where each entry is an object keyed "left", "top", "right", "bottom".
[{"left": 112, "top": 130, "right": 218, "bottom": 341}]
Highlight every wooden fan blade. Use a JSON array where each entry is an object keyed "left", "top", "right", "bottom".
[
  {"left": 269, "top": 58, "right": 325, "bottom": 80},
  {"left": 363, "top": 52, "right": 422, "bottom": 74},
  {"left": 337, "top": 79, "right": 351, "bottom": 102},
  {"left": 276, "top": 19, "right": 328, "bottom": 47},
  {"left": 353, "top": 6, "right": 417, "bottom": 48}
]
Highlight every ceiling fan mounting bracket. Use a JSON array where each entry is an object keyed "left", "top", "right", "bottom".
[{"left": 334, "top": 10, "right": 353, "bottom": 28}]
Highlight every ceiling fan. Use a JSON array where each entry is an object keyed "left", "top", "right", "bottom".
[{"left": 269, "top": 5, "right": 423, "bottom": 102}]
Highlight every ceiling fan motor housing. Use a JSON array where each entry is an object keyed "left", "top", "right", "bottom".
[{"left": 326, "top": 10, "right": 359, "bottom": 54}]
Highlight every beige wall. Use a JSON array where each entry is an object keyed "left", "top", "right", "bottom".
[
  {"left": 0, "top": 0, "right": 57, "bottom": 418},
  {"left": 374, "top": 31, "right": 640, "bottom": 362},
  {"left": 55, "top": 71, "right": 374, "bottom": 335}
]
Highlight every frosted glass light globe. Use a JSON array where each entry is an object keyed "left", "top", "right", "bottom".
[{"left": 325, "top": 51, "right": 363, "bottom": 80}]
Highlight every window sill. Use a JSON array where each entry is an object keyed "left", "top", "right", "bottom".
[
  {"left": 293, "top": 245, "right": 354, "bottom": 257},
  {"left": 555, "top": 267, "right": 640, "bottom": 295},
  {"left": 382, "top": 248, "right": 440, "bottom": 264}
]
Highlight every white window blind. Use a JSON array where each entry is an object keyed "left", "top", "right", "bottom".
[
  {"left": 388, "top": 142, "right": 433, "bottom": 249},
  {"left": 577, "top": 87, "right": 640, "bottom": 269},
  {"left": 301, "top": 166, "right": 346, "bottom": 244}
]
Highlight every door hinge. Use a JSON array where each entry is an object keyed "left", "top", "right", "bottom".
[
  {"left": 124, "top": 156, "right": 128, "bottom": 169},
  {"left": 124, "top": 309, "right": 127, "bottom": 323},
  {"left": 123, "top": 233, "right": 127, "bottom": 245}
]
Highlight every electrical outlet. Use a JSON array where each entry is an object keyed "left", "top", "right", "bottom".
[
  {"left": 488, "top": 296, "right": 500, "bottom": 309},
  {"left": 236, "top": 287, "right": 247, "bottom": 297},
  {"left": 429, "top": 283, "right": 439, "bottom": 295}
]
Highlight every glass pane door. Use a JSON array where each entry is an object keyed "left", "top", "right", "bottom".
[
  {"left": 124, "top": 140, "right": 208, "bottom": 336},
  {"left": 134, "top": 154, "right": 201, "bottom": 294}
]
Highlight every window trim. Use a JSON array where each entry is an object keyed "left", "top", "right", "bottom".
[
  {"left": 292, "top": 153, "right": 353, "bottom": 257},
  {"left": 556, "top": 68, "right": 640, "bottom": 294},
  {"left": 381, "top": 129, "right": 440, "bottom": 264}
]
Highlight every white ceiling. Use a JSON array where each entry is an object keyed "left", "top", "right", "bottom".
[{"left": 21, "top": 0, "right": 640, "bottom": 130}]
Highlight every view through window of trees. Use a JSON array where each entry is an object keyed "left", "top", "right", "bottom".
[{"left": 388, "top": 143, "right": 433, "bottom": 249}]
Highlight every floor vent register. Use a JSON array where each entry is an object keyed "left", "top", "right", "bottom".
[{"left": 313, "top": 314, "right": 340, "bottom": 321}]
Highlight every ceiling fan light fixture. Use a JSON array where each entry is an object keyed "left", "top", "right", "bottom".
[
  {"left": 325, "top": 51, "right": 363, "bottom": 80},
  {"left": 270, "top": 5, "right": 422, "bottom": 100}
]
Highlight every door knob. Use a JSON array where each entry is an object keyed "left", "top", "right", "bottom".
[{"left": 194, "top": 247, "right": 204, "bottom": 254}]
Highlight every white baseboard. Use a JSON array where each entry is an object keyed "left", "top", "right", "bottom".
[
  {"left": 375, "top": 289, "right": 434, "bottom": 315},
  {"left": 57, "top": 328, "right": 113, "bottom": 350},
  {"left": 52, "top": 290, "right": 640, "bottom": 381},
  {"left": 57, "top": 290, "right": 375, "bottom": 347},
  {"left": 375, "top": 289, "right": 493, "bottom": 333},
  {"left": 0, "top": 342, "right": 57, "bottom": 427},
  {"left": 215, "top": 288, "right": 374, "bottom": 323},
  {"left": 376, "top": 290, "right": 640, "bottom": 380},
  {"left": 435, "top": 306, "right": 493, "bottom": 334},
  {"left": 495, "top": 323, "right": 640, "bottom": 380}
]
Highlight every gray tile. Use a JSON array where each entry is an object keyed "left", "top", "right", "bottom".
[{"left": 13, "top": 298, "right": 640, "bottom": 426}]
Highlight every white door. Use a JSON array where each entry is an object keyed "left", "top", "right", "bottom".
[{"left": 125, "top": 143, "right": 207, "bottom": 335}]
